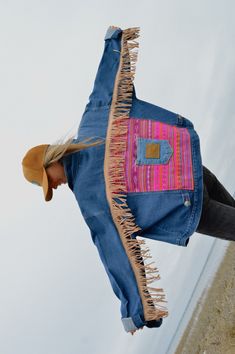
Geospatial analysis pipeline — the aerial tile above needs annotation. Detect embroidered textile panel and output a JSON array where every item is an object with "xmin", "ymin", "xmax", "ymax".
[{"xmin": 125, "ymin": 118, "xmax": 194, "ymax": 192}]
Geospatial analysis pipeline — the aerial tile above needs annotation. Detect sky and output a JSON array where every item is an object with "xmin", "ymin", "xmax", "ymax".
[{"xmin": 1, "ymin": 0, "xmax": 235, "ymax": 353}]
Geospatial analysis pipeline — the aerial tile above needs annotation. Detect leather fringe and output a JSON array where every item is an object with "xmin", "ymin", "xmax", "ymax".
[{"xmin": 104, "ymin": 27, "xmax": 168, "ymax": 321}]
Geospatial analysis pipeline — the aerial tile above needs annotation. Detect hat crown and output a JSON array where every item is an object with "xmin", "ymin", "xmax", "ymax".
[
  {"xmin": 22, "ymin": 144, "xmax": 49, "ymax": 171},
  {"xmin": 22, "ymin": 144, "xmax": 49, "ymax": 183}
]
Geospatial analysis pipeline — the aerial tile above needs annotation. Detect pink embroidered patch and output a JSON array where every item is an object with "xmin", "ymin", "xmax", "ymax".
[{"xmin": 125, "ymin": 118, "xmax": 194, "ymax": 192}]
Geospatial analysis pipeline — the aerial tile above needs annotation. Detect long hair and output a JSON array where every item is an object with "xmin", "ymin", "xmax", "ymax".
[{"xmin": 43, "ymin": 136, "xmax": 105, "ymax": 168}]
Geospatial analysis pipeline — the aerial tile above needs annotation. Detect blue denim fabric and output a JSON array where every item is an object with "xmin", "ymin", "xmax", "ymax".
[{"xmin": 62, "ymin": 26, "xmax": 204, "ymax": 332}]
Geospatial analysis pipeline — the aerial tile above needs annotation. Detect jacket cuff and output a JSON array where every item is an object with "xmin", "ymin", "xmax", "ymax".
[
  {"xmin": 121, "ymin": 313, "xmax": 145, "ymax": 332},
  {"xmin": 121, "ymin": 317, "xmax": 138, "ymax": 332},
  {"xmin": 121, "ymin": 316, "xmax": 163, "ymax": 332},
  {"xmin": 104, "ymin": 26, "xmax": 122, "ymax": 40}
]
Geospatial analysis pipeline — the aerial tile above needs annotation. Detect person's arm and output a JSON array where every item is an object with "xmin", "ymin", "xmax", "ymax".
[
  {"xmin": 84, "ymin": 210, "xmax": 163, "ymax": 334},
  {"xmin": 86, "ymin": 26, "xmax": 123, "ymax": 108},
  {"xmin": 80, "ymin": 26, "xmax": 165, "ymax": 332}
]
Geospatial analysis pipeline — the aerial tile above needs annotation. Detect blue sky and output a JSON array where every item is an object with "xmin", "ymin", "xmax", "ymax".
[{"xmin": 1, "ymin": 1, "xmax": 235, "ymax": 353}]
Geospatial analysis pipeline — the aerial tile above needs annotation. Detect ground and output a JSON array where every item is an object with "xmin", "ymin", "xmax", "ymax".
[{"xmin": 175, "ymin": 242, "xmax": 235, "ymax": 354}]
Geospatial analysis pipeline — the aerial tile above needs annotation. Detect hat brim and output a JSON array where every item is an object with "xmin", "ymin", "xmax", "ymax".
[{"xmin": 42, "ymin": 168, "xmax": 53, "ymax": 202}]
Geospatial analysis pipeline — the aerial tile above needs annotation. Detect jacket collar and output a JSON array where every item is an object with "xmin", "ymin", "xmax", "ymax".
[{"xmin": 62, "ymin": 152, "xmax": 80, "ymax": 191}]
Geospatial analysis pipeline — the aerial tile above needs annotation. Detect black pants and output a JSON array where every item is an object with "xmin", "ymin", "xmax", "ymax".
[{"xmin": 196, "ymin": 165, "xmax": 235, "ymax": 241}]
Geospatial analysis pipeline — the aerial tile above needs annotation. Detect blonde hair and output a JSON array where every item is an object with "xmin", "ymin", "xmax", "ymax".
[{"xmin": 43, "ymin": 136, "xmax": 105, "ymax": 168}]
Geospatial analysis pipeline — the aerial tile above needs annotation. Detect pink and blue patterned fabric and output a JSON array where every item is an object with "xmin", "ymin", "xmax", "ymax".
[{"xmin": 125, "ymin": 118, "xmax": 194, "ymax": 192}]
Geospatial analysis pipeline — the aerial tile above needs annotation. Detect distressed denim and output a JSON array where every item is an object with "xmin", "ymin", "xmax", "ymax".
[{"xmin": 196, "ymin": 165, "xmax": 235, "ymax": 241}]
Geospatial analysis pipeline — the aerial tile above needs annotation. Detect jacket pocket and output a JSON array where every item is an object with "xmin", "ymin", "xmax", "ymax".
[
  {"xmin": 154, "ymin": 191, "xmax": 193, "ymax": 233},
  {"xmin": 136, "ymin": 138, "xmax": 173, "ymax": 165}
]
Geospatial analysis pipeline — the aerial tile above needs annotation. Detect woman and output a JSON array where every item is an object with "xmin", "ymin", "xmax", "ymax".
[{"xmin": 21, "ymin": 26, "xmax": 235, "ymax": 335}]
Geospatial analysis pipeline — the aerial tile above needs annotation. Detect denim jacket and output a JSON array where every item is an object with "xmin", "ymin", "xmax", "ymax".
[{"xmin": 63, "ymin": 26, "xmax": 203, "ymax": 332}]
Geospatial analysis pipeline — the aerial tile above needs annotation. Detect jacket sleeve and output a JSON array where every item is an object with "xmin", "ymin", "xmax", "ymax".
[
  {"xmin": 83, "ymin": 211, "xmax": 163, "ymax": 332},
  {"xmin": 86, "ymin": 26, "xmax": 123, "ymax": 109}
]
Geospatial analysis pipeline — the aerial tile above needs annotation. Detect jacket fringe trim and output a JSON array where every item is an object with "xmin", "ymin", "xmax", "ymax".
[{"xmin": 104, "ymin": 27, "xmax": 168, "ymax": 322}]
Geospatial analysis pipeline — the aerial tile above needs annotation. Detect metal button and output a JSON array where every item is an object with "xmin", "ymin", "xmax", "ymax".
[{"xmin": 184, "ymin": 200, "xmax": 191, "ymax": 207}]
